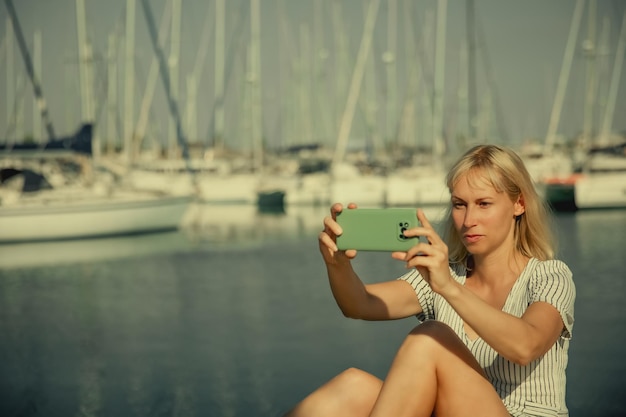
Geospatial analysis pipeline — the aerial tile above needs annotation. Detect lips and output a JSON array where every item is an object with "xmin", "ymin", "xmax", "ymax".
[{"xmin": 464, "ymin": 234, "xmax": 482, "ymax": 244}]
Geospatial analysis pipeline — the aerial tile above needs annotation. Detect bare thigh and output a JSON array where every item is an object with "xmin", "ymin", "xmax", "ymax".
[{"xmin": 372, "ymin": 321, "xmax": 510, "ymax": 417}]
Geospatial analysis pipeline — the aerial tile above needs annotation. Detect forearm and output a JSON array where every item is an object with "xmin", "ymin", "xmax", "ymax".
[
  {"xmin": 325, "ymin": 261, "xmax": 370, "ymax": 318},
  {"xmin": 441, "ymin": 282, "xmax": 546, "ymax": 365}
]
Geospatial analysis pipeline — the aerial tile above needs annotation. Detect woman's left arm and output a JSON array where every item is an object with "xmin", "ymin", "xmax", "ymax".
[{"xmin": 438, "ymin": 284, "xmax": 565, "ymax": 365}]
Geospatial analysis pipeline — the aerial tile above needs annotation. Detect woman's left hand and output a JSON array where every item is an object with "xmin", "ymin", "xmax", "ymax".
[{"xmin": 391, "ymin": 209, "xmax": 454, "ymax": 294}]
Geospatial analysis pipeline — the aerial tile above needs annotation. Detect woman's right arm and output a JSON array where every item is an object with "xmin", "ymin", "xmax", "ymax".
[{"xmin": 319, "ymin": 203, "xmax": 423, "ymax": 321}]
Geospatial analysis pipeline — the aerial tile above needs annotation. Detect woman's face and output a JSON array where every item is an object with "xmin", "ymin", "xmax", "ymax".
[{"xmin": 450, "ymin": 169, "xmax": 525, "ymax": 258}]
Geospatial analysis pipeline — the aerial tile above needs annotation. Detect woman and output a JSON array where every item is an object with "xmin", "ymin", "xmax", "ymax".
[{"xmin": 285, "ymin": 145, "xmax": 576, "ymax": 417}]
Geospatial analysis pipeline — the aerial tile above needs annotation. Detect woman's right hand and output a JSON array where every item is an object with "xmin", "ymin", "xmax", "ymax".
[{"xmin": 318, "ymin": 202, "xmax": 358, "ymax": 265}]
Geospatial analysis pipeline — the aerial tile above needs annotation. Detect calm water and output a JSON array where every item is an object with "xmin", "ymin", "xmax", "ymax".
[{"xmin": 0, "ymin": 205, "xmax": 625, "ymax": 417}]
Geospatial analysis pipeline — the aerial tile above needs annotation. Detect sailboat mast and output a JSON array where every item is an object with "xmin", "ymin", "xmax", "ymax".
[
  {"xmin": 124, "ymin": 0, "xmax": 136, "ymax": 163},
  {"xmin": 3, "ymin": 0, "xmax": 56, "ymax": 140},
  {"xmin": 187, "ymin": 1, "xmax": 213, "ymax": 144},
  {"xmin": 250, "ymin": 0, "xmax": 263, "ymax": 171},
  {"xmin": 599, "ymin": 10, "xmax": 626, "ymax": 143},
  {"xmin": 75, "ymin": 0, "xmax": 94, "ymax": 123},
  {"xmin": 384, "ymin": 0, "xmax": 397, "ymax": 144},
  {"xmin": 168, "ymin": 0, "xmax": 182, "ymax": 159},
  {"xmin": 331, "ymin": 0, "xmax": 380, "ymax": 168},
  {"xmin": 33, "ymin": 30, "xmax": 42, "ymax": 142},
  {"xmin": 432, "ymin": 0, "xmax": 447, "ymax": 160},
  {"xmin": 5, "ymin": 18, "xmax": 13, "ymax": 139},
  {"xmin": 582, "ymin": 0, "xmax": 597, "ymax": 148},
  {"xmin": 106, "ymin": 32, "xmax": 118, "ymax": 154},
  {"xmin": 214, "ymin": 0, "xmax": 226, "ymax": 151},
  {"xmin": 544, "ymin": 0, "xmax": 585, "ymax": 154},
  {"xmin": 134, "ymin": 0, "xmax": 172, "ymax": 156},
  {"xmin": 466, "ymin": 0, "xmax": 477, "ymax": 140},
  {"xmin": 75, "ymin": 0, "xmax": 99, "ymax": 160}
]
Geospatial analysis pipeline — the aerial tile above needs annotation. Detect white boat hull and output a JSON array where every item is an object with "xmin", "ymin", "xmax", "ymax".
[
  {"xmin": 0, "ymin": 195, "xmax": 191, "ymax": 242},
  {"xmin": 574, "ymin": 172, "xmax": 626, "ymax": 209}
]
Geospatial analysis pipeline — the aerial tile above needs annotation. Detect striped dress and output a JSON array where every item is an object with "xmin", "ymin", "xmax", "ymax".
[{"xmin": 399, "ymin": 258, "xmax": 576, "ymax": 417}]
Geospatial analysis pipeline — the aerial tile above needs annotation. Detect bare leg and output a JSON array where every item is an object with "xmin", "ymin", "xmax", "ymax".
[
  {"xmin": 370, "ymin": 321, "xmax": 510, "ymax": 417},
  {"xmin": 283, "ymin": 367, "xmax": 382, "ymax": 417}
]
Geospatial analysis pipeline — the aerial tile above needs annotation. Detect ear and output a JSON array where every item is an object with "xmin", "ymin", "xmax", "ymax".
[{"xmin": 514, "ymin": 194, "xmax": 526, "ymax": 217}]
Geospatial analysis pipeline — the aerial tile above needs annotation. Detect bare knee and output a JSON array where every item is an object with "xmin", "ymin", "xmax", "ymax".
[
  {"xmin": 335, "ymin": 367, "xmax": 375, "ymax": 385},
  {"xmin": 326, "ymin": 367, "xmax": 382, "ymax": 403},
  {"xmin": 285, "ymin": 368, "xmax": 382, "ymax": 417}
]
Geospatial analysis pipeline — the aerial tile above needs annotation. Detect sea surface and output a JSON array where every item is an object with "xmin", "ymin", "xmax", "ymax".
[{"xmin": 0, "ymin": 204, "xmax": 625, "ymax": 417}]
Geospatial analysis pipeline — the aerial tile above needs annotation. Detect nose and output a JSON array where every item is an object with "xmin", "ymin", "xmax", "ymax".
[{"xmin": 463, "ymin": 205, "xmax": 477, "ymax": 228}]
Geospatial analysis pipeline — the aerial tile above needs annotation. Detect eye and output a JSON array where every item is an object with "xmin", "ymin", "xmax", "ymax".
[
  {"xmin": 479, "ymin": 201, "xmax": 491, "ymax": 207},
  {"xmin": 452, "ymin": 201, "xmax": 465, "ymax": 209}
]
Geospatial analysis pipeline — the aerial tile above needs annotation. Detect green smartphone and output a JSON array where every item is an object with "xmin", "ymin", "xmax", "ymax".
[{"xmin": 335, "ymin": 208, "xmax": 420, "ymax": 251}]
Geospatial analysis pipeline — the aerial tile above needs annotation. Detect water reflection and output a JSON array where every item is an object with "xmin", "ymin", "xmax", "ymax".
[
  {"xmin": 3, "ymin": 207, "xmax": 623, "ymax": 416},
  {"xmin": 0, "ymin": 204, "xmax": 329, "ymax": 269},
  {"xmin": 573, "ymin": 209, "xmax": 626, "ymax": 261},
  {"xmin": 0, "ymin": 203, "xmax": 449, "ymax": 270},
  {"xmin": 180, "ymin": 203, "xmax": 328, "ymax": 245},
  {"xmin": 0, "ymin": 231, "xmax": 191, "ymax": 269}
]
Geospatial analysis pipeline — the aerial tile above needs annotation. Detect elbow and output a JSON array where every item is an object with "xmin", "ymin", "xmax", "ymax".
[
  {"xmin": 509, "ymin": 354, "xmax": 533, "ymax": 367},
  {"xmin": 338, "ymin": 304, "xmax": 363, "ymax": 320},
  {"xmin": 507, "ymin": 344, "xmax": 545, "ymax": 366}
]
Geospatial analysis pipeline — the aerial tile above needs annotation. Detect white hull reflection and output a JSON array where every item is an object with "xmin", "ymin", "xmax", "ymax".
[
  {"xmin": 180, "ymin": 203, "xmax": 329, "ymax": 245},
  {"xmin": 0, "ymin": 230, "xmax": 193, "ymax": 269}
]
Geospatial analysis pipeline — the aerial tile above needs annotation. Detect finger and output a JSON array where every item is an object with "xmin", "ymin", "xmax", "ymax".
[
  {"xmin": 347, "ymin": 202, "xmax": 358, "ymax": 209},
  {"xmin": 416, "ymin": 209, "xmax": 446, "ymax": 246},
  {"xmin": 319, "ymin": 231, "xmax": 338, "ymax": 251},
  {"xmin": 323, "ymin": 215, "xmax": 343, "ymax": 237},
  {"xmin": 405, "ymin": 251, "xmax": 438, "ymax": 270},
  {"xmin": 391, "ymin": 251, "xmax": 408, "ymax": 261},
  {"xmin": 417, "ymin": 209, "xmax": 433, "ymax": 229},
  {"xmin": 405, "ymin": 242, "xmax": 431, "ymax": 259},
  {"xmin": 331, "ymin": 203, "xmax": 344, "ymax": 218}
]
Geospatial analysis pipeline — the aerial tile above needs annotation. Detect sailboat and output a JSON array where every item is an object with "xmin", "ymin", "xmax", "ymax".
[
  {"xmin": 573, "ymin": 8, "xmax": 626, "ymax": 210},
  {"xmin": 0, "ymin": 0, "xmax": 191, "ymax": 243},
  {"xmin": 511, "ymin": 0, "xmax": 585, "ymax": 211}
]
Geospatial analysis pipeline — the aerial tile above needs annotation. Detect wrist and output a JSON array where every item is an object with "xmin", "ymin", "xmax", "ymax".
[{"xmin": 438, "ymin": 278, "xmax": 462, "ymax": 300}]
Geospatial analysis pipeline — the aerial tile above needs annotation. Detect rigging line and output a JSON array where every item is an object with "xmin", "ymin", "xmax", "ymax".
[{"xmin": 139, "ymin": 0, "xmax": 196, "ymax": 188}]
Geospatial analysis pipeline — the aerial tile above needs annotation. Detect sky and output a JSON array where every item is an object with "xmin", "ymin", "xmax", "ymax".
[{"xmin": 1, "ymin": 0, "xmax": 625, "ymax": 154}]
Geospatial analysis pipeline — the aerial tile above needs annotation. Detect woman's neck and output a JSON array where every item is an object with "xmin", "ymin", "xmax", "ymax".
[{"xmin": 470, "ymin": 251, "xmax": 529, "ymax": 286}]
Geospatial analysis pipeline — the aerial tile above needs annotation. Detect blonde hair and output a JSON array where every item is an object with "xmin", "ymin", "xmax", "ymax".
[{"xmin": 442, "ymin": 144, "xmax": 556, "ymax": 265}]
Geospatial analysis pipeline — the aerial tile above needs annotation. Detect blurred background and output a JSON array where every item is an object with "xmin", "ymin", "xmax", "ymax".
[{"xmin": 3, "ymin": 0, "xmax": 626, "ymax": 149}]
